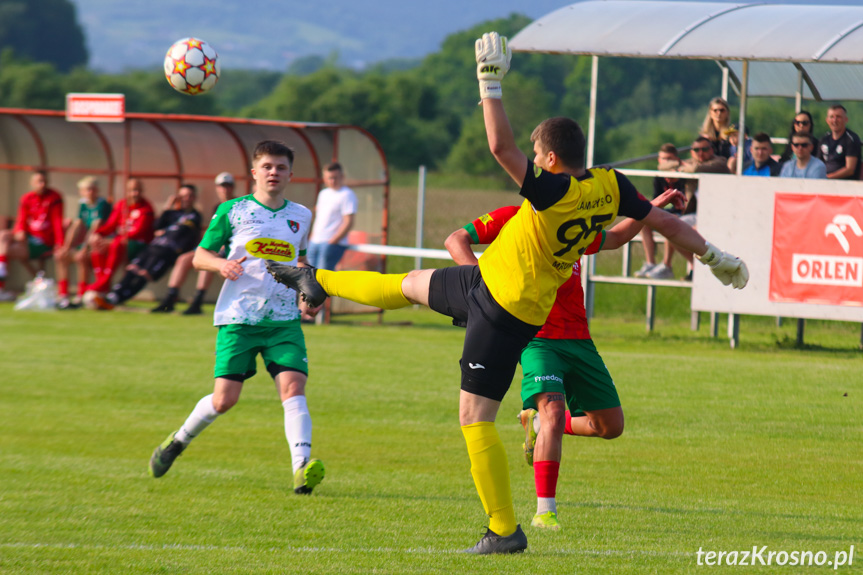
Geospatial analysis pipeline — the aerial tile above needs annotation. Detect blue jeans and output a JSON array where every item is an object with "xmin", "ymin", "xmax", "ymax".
[{"xmin": 307, "ymin": 242, "xmax": 348, "ymax": 270}]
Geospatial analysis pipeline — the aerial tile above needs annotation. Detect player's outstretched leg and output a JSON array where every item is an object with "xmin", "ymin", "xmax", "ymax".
[
  {"xmin": 265, "ymin": 262, "xmax": 327, "ymax": 306},
  {"xmin": 266, "ymin": 260, "xmax": 411, "ymax": 310},
  {"xmin": 518, "ymin": 409, "xmax": 538, "ymax": 467}
]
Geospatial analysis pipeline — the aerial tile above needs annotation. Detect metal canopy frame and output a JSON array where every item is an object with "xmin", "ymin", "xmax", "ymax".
[
  {"xmin": 511, "ymin": 0, "xmax": 863, "ymax": 174},
  {"xmin": 0, "ymin": 108, "xmax": 389, "ymax": 246}
]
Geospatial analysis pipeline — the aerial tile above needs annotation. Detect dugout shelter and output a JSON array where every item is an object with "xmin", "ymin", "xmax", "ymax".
[
  {"xmin": 512, "ymin": 0, "xmax": 863, "ymax": 346},
  {"xmin": 0, "ymin": 108, "xmax": 388, "ymax": 314}
]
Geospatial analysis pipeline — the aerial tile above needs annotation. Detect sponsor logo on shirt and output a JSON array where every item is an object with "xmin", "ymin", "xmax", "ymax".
[
  {"xmin": 245, "ymin": 237, "xmax": 296, "ymax": 261},
  {"xmin": 479, "ymin": 213, "xmax": 493, "ymax": 225}
]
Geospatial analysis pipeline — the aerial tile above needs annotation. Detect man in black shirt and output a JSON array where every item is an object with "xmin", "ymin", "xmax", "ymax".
[
  {"xmin": 819, "ymin": 104, "xmax": 861, "ymax": 180},
  {"xmin": 99, "ymin": 184, "xmax": 203, "ymax": 309}
]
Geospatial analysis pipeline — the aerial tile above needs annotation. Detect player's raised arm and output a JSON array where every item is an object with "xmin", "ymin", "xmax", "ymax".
[{"xmin": 477, "ymin": 32, "xmax": 527, "ymax": 187}]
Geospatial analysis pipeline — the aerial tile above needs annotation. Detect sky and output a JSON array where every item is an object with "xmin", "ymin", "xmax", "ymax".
[{"xmin": 68, "ymin": 0, "xmax": 861, "ymax": 72}]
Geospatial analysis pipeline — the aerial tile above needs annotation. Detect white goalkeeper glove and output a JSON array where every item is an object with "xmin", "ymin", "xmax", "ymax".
[
  {"xmin": 698, "ymin": 241, "xmax": 749, "ymax": 289},
  {"xmin": 475, "ymin": 32, "xmax": 511, "ymax": 100}
]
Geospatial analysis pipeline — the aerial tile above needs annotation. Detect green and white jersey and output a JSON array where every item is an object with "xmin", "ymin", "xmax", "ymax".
[
  {"xmin": 199, "ymin": 194, "xmax": 312, "ymax": 327},
  {"xmin": 78, "ymin": 197, "xmax": 112, "ymax": 229}
]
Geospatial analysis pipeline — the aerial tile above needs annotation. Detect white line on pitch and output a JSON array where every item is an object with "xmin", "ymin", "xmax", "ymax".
[{"xmin": 0, "ymin": 542, "xmax": 690, "ymax": 557}]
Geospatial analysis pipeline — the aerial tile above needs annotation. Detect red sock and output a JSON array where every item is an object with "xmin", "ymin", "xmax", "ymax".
[
  {"xmin": 534, "ymin": 460, "xmax": 560, "ymax": 498},
  {"xmin": 77, "ymin": 281, "xmax": 87, "ymax": 296},
  {"xmin": 58, "ymin": 279, "xmax": 69, "ymax": 297},
  {"xmin": 564, "ymin": 410, "xmax": 575, "ymax": 435},
  {"xmin": 0, "ymin": 254, "xmax": 7, "ymax": 264}
]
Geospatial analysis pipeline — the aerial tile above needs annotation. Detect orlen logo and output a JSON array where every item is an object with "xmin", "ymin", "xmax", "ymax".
[
  {"xmin": 790, "ymin": 214, "xmax": 863, "ymax": 287},
  {"xmin": 245, "ymin": 238, "xmax": 295, "ymax": 261}
]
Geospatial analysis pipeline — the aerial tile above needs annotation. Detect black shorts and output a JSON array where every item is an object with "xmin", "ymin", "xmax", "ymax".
[
  {"xmin": 428, "ymin": 265, "xmax": 541, "ymax": 402},
  {"xmin": 130, "ymin": 245, "xmax": 180, "ymax": 282}
]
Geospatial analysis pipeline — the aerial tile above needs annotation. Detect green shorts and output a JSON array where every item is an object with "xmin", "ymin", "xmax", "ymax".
[
  {"xmin": 214, "ymin": 322, "xmax": 308, "ymax": 381},
  {"xmin": 520, "ymin": 338, "xmax": 620, "ymax": 415},
  {"xmin": 27, "ymin": 237, "xmax": 53, "ymax": 260}
]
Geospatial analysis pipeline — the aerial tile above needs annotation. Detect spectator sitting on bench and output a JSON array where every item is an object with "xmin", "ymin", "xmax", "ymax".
[{"xmin": 634, "ymin": 143, "xmax": 685, "ymax": 278}]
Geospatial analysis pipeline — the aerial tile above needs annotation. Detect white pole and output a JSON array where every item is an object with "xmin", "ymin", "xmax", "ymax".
[
  {"xmin": 415, "ymin": 165, "xmax": 426, "ymax": 270},
  {"xmin": 721, "ymin": 65, "xmax": 729, "ymax": 102},
  {"xmin": 587, "ymin": 55, "xmax": 598, "ymax": 168},
  {"xmin": 736, "ymin": 60, "xmax": 748, "ymax": 176},
  {"xmin": 796, "ymin": 68, "xmax": 803, "ymax": 112}
]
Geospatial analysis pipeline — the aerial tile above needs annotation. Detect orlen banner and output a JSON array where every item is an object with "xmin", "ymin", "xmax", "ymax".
[{"xmin": 770, "ymin": 193, "xmax": 863, "ymax": 306}]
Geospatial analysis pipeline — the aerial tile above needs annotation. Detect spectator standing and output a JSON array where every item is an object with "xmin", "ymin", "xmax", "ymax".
[
  {"xmin": 634, "ymin": 143, "xmax": 685, "ymax": 278},
  {"xmin": 152, "ymin": 172, "xmax": 235, "ymax": 314},
  {"xmin": 56, "ymin": 176, "xmax": 112, "ymax": 309},
  {"xmin": 700, "ymin": 97, "xmax": 733, "ymax": 159},
  {"xmin": 819, "ymin": 104, "xmax": 862, "ymax": 180},
  {"xmin": 743, "ymin": 133, "xmax": 781, "ymax": 177},
  {"xmin": 0, "ymin": 171, "xmax": 65, "ymax": 301},
  {"xmin": 779, "ymin": 111, "xmax": 817, "ymax": 164},
  {"xmin": 307, "ymin": 162, "xmax": 357, "ymax": 271},
  {"xmin": 780, "ymin": 134, "xmax": 827, "ymax": 179},
  {"xmin": 85, "ymin": 178, "xmax": 154, "ymax": 297}
]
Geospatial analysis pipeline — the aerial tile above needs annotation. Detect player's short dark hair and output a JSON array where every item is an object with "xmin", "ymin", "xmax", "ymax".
[
  {"xmin": 32, "ymin": 169, "xmax": 48, "ymax": 180},
  {"xmin": 324, "ymin": 162, "xmax": 343, "ymax": 173},
  {"xmin": 253, "ymin": 140, "xmax": 295, "ymax": 167},
  {"xmin": 791, "ymin": 133, "xmax": 815, "ymax": 144},
  {"xmin": 752, "ymin": 132, "xmax": 772, "ymax": 144},
  {"xmin": 659, "ymin": 143, "xmax": 678, "ymax": 156},
  {"xmin": 828, "ymin": 104, "xmax": 847, "ymax": 114},
  {"xmin": 530, "ymin": 117, "xmax": 586, "ymax": 169},
  {"xmin": 179, "ymin": 183, "xmax": 197, "ymax": 195},
  {"xmin": 693, "ymin": 135, "xmax": 711, "ymax": 146}
]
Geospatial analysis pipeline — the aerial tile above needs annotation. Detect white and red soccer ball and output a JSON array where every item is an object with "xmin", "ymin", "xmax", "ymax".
[{"xmin": 164, "ymin": 38, "xmax": 220, "ymax": 95}]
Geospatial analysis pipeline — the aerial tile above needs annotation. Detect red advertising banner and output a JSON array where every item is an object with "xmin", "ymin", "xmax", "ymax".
[
  {"xmin": 65, "ymin": 93, "xmax": 125, "ymax": 122},
  {"xmin": 770, "ymin": 193, "xmax": 863, "ymax": 306}
]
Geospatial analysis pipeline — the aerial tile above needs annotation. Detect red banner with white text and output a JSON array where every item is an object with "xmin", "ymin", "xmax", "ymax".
[{"xmin": 770, "ymin": 193, "xmax": 863, "ymax": 306}]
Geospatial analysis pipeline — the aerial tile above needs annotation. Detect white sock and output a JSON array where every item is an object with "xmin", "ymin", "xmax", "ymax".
[
  {"xmin": 0, "ymin": 262, "xmax": 6, "ymax": 277},
  {"xmin": 537, "ymin": 497, "xmax": 557, "ymax": 515},
  {"xmin": 283, "ymin": 396, "xmax": 312, "ymax": 472},
  {"xmin": 175, "ymin": 394, "xmax": 220, "ymax": 444}
]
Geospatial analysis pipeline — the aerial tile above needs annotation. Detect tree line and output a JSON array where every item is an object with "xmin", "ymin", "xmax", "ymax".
[{"xmin": 2, "ymin": 8, "xmax": 860, "ymax": 179}]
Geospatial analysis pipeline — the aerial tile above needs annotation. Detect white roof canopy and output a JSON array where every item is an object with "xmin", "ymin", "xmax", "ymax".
[{"xmin": 510, "ymin": 0, "xmax": 863, "ymax": 101}]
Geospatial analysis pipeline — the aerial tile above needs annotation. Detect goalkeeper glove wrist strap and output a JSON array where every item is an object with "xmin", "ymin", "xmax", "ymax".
[
  {"xmin": 479, "ymin": 80, "xmax": 502, "ymax": 100},
  {"xmin": 698, "ymin": 241, "xmax": 722, "ymax": 267}
]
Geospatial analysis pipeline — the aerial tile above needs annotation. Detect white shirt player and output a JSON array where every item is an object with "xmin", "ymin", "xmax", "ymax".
[
  {"xmin": 199, "ymin": 195, "xmax": 312, "ymax": 326},
  {"xmin": 309, "ymin": 186, "xmax": 357, "ymax": 246}
]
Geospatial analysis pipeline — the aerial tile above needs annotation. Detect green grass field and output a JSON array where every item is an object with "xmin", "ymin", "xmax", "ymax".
[{"xmin": 1, "ymin": 302, "xmax": 861, "ymax": 574}]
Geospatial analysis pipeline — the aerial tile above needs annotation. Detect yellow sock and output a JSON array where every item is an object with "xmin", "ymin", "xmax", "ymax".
[
  {"xmin": 461, "ymin": 422, "xmax": 517, "ymax": 537},
  {"xmin": 315, "ymin": 270, "xmax": 410, "ymax": 309}
]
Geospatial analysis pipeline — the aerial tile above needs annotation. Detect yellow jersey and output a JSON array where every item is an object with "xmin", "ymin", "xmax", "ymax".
[{"xmin": 479, "ymin": 162, "xmax": 646, "ymax": 325}]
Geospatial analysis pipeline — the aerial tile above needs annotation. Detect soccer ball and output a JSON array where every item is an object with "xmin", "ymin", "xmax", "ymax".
[
  {"xmin": 82, "ymin": 290, "xmax": 100, "ymax": 310},
  {"xmin": 164, "ymin": 37, "xmax": 220, "ymax": 95}
]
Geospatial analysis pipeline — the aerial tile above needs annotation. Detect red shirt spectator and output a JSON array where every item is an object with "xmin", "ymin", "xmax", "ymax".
[
  {"xmin": 13, "ymin": 186, "xmax": 65, "ymax": 248},
  {"xmin": 96, "ymin": 197, "xmax": 155, "ymax": 243}
]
